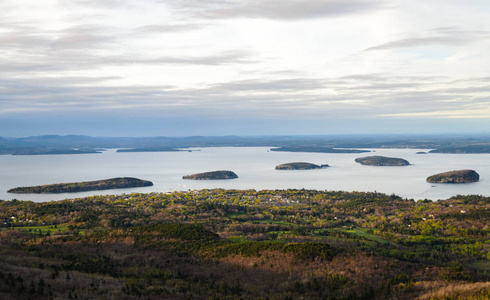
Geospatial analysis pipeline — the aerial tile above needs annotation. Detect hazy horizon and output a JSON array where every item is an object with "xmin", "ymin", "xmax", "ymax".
[{"xmin": 2, "ymin": 131, "xmax": 490, "ymax": 139}]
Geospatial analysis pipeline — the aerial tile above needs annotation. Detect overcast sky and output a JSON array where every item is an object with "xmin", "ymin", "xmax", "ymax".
[{"xmin": 1, "ymin": 0, "xmax": 490, "ymax": 137}]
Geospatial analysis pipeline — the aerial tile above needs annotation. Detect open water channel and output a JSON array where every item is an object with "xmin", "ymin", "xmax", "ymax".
[{"xmin": 1, "ymin": 147, "xmax": 489, "ymax": 201}]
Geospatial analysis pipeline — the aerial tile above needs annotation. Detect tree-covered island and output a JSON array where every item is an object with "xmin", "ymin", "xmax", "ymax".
[
  {"xmin": 355, "ymin": 156, "xmax": 410, "ymax": 166},
  {"xmin": 427, "ymin": 169, "xmax": 480, "ymax": 183},
  {"xmin": 183, "ymin": 170, "xmax": 238, "ymax": 180},
  {"xmin": 275, "ymin": 162, "xmax": 329, "ymax": 170},
  {"xmin": 7, "ymin": 177, "xmax": 153, "ymax": 194},
  {"xmin": 11, "ymin": 149, "xmax": 102, "ymax": 155}
]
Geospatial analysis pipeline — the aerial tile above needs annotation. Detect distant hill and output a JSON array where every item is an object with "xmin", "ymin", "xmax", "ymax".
[
  {"xmin": 275, "ymin": 162, "xmax": 329, "ymax": 170},
  {"xmin": 355, "ymin": 156, "xmax": 410, "ymax": 166},
  {"xmin": 2, "ymin": 134, "xmax": 490, "ymax": 155},
  {"xmin": 183, "ymin": 170, "xmax": 238, "ymax": 180},
  {"xmin": 427, "ymin": 170, "xmax": 480, "ymax": 183}
]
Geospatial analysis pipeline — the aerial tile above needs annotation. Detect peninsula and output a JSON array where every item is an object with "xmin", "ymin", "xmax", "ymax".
[
  {"xmin": 429, "ymin": 145, "xmax": 490, "ymax": 153},
  {"xmin": 271, "ymin": 146, "xmax": 369, "ymax": 154},
  {"xmin": 7, "ymin": 177, "xmax": 153, "ymax": 194},
  {"xmin": 355, "ymin": 156, "xmax": 410, "ymax": 166},
  {"xmin": 426, "ymin": 169, "xmax": 480, "ymax": 183},
  {"xmin": 275, "ymin": 162, "xmax": 329, "ymax": 170},
  {"xmin": 116, "ymin": 147, "xmax": 181, "ymax": 152},
  {"xmin": 183, "ymin": 170, "xmax": 238, "ymax": 180},
  {"xmin": 11, "ymin": 149, "xmax": 101, "ymax": 155}
]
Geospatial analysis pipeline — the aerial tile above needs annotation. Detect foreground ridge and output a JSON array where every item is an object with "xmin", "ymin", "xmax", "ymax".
[{"xmin": 0, "ymin": 189, "xmax": 488, "ymax": 299}]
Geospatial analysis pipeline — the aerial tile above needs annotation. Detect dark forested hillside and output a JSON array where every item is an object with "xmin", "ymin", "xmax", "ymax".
[{"xmin": 0, "ymin": 190, "xmax": 489, "ymax": 299}]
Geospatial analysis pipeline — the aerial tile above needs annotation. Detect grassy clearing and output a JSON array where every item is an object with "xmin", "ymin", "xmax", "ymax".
[
  {"xmin": 472, "ymin": 260, "xmax": 490, "ymax": 273},
  {"xmin": 249, "ymin": 220, "xmax": 296, "ymax": 226},
  {"xmin": 346, "ymin": 228, "xmax": 394, "ymax": 245},
  {"xmin": 311, "ymin": 227, "xmax": 394, "ymax": 245},
  {"xmin": 227, "ymin": 212, "xmax": 247, "ymax": 217},
  {"xmin": 1, "ymin": 224, "xmax": 84, "ymax": 235},
  {"xmin": 226, "ymin": 236, "xmax": 251, "ymax": 242}
]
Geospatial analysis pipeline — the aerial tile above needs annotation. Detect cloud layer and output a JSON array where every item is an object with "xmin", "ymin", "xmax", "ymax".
[{"xmin": 1, "ymin": 0, "xmax": 490, "ymax": 136}]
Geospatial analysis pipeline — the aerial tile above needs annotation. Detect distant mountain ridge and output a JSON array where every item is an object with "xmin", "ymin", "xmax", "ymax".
[{"xmin": 1, "ymin": 134, "xmax": 490, "ymax": 155}]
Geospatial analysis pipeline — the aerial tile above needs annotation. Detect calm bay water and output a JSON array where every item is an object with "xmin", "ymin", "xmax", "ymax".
[{"xmin": 1, "ymin": 147, "xmax": 489, "ymax": 202}]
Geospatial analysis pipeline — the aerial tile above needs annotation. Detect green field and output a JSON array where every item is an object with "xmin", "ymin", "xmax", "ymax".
[{"xmin": 1, "ymin": 224, "xmax": 84, "ymax": 235}]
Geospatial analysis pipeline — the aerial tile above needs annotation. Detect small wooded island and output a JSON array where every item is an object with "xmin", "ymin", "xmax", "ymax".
[
  {"xmin": 355, "ymin": 156, "xmax": 410, "ymax": 166},
  {"xmin": 427, "ymin": 169, "xmax": 480, "ymax": 183},
  {"xmin": 8, "ymin": 177, "xmax": 153, "ymax": 194},
  {"xmin": 275, "ymin": 162, "xmax": 329, "ymax": 170},
  {"xmin": 183, "ymin": 170, "xmax": 238, "ymax": 180}
]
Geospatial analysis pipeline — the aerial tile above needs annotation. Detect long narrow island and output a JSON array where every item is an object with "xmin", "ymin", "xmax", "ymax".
[
  {"xmin": 183, "ymin": 170, "xmax": 238, "ymax": 180},
  {"xmin": 355, "ymin": 156, "xmax": 410, "ymax": 166},
  {"xmin": 8, "ymin": 177, "xmax": 153, "ymax": 194},
  {"xmin": 275, "ymin": 162, "xmax": 329, "ymax": 170}
]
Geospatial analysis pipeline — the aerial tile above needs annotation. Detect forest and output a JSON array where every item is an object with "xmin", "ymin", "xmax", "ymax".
[{"xmin": 0, "ymin": 189, "xmax": 489, "ymax": 299}]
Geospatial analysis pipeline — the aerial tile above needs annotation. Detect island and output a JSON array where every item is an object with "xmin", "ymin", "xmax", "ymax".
[
  {"xmin": 11, "ymin": 149, "xmax": 102, "ymax": 155},
  {"xmin": 275, "ymin": 162, "xmax": 329, "ymax": 170},
  {"xmin": 270, "ymin": 146, "xmax": 370, "ymax": 154},
  {"xmin": 416, "ymin": 151, "xmax": 428, "ymax": 154},
  {"xmin": 355, "ymin": 156, "xmax": 410, "ymax": 166},
  {"xmin": 426, "ymin": 169, "xmax": 480, "ymax": 183},
  {"xmin": 182, "ymin": 170, "xmax": 238, "ymax": 180},
  {"xmin": 7, "ymin": 177, "xmax": 153, "ymax": 194}
]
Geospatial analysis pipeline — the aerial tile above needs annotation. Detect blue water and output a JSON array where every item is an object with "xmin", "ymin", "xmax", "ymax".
[{"xmin": 1, "ymin": 147, "xmax": 489, "ymax": 202}]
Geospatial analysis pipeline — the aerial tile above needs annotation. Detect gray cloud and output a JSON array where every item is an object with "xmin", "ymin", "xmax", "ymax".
[
  {"xmin": 136, "ymin": 23, "xmax": 208, "ymax": 34},
  {"xmin": 136, "ymin": 51, "xmax": 255, "ymax": 66},
  {"xmin": 1, "ymin": 71, "xmax": 489, "ymax": 122},
  {"xmin": 210, "ymin": 78, "xmax": 327, "ymax": 92},
  {"xmin": 0, "ymin": 47, "xmax": 255, "ymax": 75},
  {"xmin": 365, "ymin": 28, "xmax": 490, "ymax": 51},
  {"xmin": 49, "ymin": 26, "xmax": 117, "ymax": 50},
  {"xmin": 167, "ymin": 0, "xmax": 386, "ymax": 20}
]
